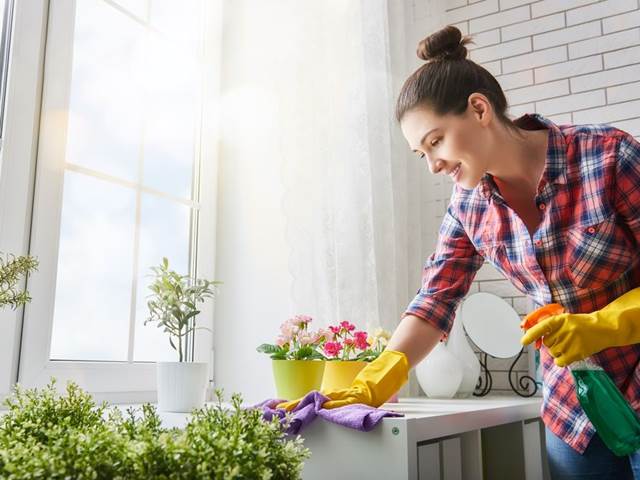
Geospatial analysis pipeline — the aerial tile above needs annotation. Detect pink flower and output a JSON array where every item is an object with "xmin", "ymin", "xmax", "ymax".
[
  {"xmin": 275, "ymin": 335, "xmax": 289, "ymax": 347},
  {"xmin": 354, "ymin": 331, "xmax": 368, "ymax": 350},
  {"xmin": 344, "ymin": 338, "xmax": 355, "ymax": 347},
  {"xmin": 279, "ymin": 320, "xmax": 295, "ymax": 337},
  {"xmin": 329, "ymin": 325, "xmax": 341, "ymax": 335},
  {"xmin": 294, "ymin": 314, "xmax": 313, "ymax": 325},
  {"xmin": 316, "ymin": 328, "xmax": 335, "ymax": 342},
  {"xmin": 298, "ymin": 333, "xmax": 314, "ymax": 346},
  {"xmin": 340, "ymin": 320, "xmax": 355, "ymax": 332},
  {"xmin": 323, "ymin": 341, "xmax": 343, "ymax": 357}
]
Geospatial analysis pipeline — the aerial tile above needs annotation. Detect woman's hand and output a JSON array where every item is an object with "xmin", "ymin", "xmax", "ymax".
[
  {"xmin": 276, "ymin": 349, "xmax": 408, "ymax": 411},
  {"xmin": 521, "ymin": 287, "xmax": 640, "ymax": 367}
]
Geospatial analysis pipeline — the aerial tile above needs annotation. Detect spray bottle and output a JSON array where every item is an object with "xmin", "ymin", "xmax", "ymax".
[{"xmin": 522, "ymin": 304, "xmax": 640, "ymax": 456}]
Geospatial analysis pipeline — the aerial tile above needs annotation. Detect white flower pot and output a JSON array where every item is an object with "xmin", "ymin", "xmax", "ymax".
[{"xmin": 157, "ymin": 361, "xmax": 208, "ymax": 412}]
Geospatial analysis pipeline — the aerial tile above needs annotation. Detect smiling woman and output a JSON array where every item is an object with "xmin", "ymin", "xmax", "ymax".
[{"xmin": 388, "ymin": 22, "xmax": 640, "ymax": 480}]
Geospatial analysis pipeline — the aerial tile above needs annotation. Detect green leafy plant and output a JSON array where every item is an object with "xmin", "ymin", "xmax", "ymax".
[
  {"xmin": 0, "ymin": 253, "xmax": 38, "ymax": 310},
  {"xmin": 146, "ymin": 257, "xmax": 222, "ymax": 362},
  {"xmin": 0, "ymin": 380, "xmax": 310, "ymax": 479}
]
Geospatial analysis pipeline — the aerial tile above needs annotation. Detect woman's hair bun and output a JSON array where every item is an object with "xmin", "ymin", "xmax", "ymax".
[{"xmin": 417, "ymin": 25, "xmax": 474, "ymax": 62}]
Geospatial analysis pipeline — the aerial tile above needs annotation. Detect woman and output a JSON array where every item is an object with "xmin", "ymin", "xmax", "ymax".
[{"xmin": 279, "ymin": 25, "xmax": 640, "ymax": 479}]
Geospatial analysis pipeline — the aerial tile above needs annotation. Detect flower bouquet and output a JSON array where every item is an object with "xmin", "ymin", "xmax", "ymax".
[
  {"xmin": 320, "ymin": 321, "xmax": 392, "ymax": 391},
  {"xmin": 257, "ymin": 315, "xmax": 392, "ymax": 400},
  {"xmin": 257, "ymin": 315, "xmax": 328, "ymax": 400}
]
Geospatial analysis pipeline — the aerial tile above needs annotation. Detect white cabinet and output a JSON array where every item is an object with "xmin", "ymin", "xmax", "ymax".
[
  {"xmin": 300, "ymin": 396, "xmax": 550, "ymax": 480},
  {"xmin": 418, "ymin": 436, "xmax": 463, "ymax": 480}
]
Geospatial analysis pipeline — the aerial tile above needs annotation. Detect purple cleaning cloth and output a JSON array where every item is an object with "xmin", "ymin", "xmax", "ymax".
[{"xmin": 251, "ymin": 390, "xmax": 403, "ymax": 435}]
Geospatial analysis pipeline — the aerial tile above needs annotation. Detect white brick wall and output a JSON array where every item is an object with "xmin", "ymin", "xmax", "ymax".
[{"xmin": 407, "ymin": 0, "xmax": 640, "ymax": 394}]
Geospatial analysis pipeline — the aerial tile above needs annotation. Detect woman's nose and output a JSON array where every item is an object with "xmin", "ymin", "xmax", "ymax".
[{"xmin": 427, "ymin": 157, "xmax": 445, "ymax": 175}]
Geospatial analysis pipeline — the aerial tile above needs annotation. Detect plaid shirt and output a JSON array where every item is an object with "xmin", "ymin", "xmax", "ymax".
[{"xmin": 404, "ymin": 112, "xmax": 640, "ymax": 454}]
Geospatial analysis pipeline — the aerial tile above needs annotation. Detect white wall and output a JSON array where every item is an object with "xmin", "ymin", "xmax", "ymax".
[
  {"xmin": 212, "ymin": 1, "xmax": 291, "ymax": 405},
  {"xmin": 407, "ymin": 0, "xmax": 640, "ymax": 392}
]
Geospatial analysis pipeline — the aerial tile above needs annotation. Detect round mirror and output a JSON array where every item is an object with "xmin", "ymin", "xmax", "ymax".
[{"xmin": 460, "ymin": 292, "xmax": 523, "ymax": 358}]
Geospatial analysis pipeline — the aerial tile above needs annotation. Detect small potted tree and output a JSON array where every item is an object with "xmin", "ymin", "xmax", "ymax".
[
  {"xmin": 0, "ymin": 252, "xmax": 38, "ymax": 310},
  {"xmin": 146, "ymin": 257, "xmax": 222, "ymax": 412}
]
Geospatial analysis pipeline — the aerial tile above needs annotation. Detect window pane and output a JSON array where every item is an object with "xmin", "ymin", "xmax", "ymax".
[
  {"xmin": 133, "ymin": 194, "xmax": 191, "ymax": 361},
  {"xmin": 65, "ymin": 0, "xmax": 145, "ymax": 181},
  {"xmin": 141, "ymin": 34, "xmax": 198, "ymax": 199},
  {"xmin": 149, "ymin": 0, "xmax": 202, "ymax": 51},
  {"xmin": 47, "ymin": 0, "xmax": 203, "ymax": 364},
  {"xmin": 112, "ymin": 0, "xmax": 148, "ymax": 20},
  {"xmin": 49, "ymin": 171, "xmax": 136, "ymax": 361}
]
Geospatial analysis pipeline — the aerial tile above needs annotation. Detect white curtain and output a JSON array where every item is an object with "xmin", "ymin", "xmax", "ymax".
[
  {"xmin": 275, "ymin": 1, "xmax": 429, "ymax": 393},
  {"xmin": 218, "ymin": 0, "xmax": 432, "ymax": 397},
  {"xmin": 278, "ymin": 0, "xmax": 396, "ymax": 330}
]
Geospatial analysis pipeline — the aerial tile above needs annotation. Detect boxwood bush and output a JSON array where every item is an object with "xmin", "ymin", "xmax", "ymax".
[{"xmin": 0, "ymin": 381, "xmax": 309, "ymax": 479}]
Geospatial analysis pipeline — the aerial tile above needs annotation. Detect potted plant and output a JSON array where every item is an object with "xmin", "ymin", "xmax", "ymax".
[
  {"xmin": 320, "ymin": 322, "xmax": 392, "ymax": 391},
  {"xmin": 0, "ymin": 252, "xmax": 38, "ymax": 310},
  {"xmin": 257, "ymin": 315, "xmax": 328, "ymax": 400},
  {"xmin": 145, "ymin": 257, "xmax": 222, "ymax": 412}
]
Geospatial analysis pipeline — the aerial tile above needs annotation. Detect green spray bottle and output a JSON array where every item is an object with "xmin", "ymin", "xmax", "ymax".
[{"xmin": 522, "ymin": 304, "xmax": 640, "ymax": 456}]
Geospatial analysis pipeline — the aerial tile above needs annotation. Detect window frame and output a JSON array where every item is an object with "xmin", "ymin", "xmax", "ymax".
[
  {"xmin": 11, "ymin": 0, "xmax": 222, "ymax": 403},
  {"xmin": 0, "ymin": 0, "xmax": 48, "ymax": 402},
  {"xmin": 0, "ymin": 0, "xmax": 15, "ymax": 144}
]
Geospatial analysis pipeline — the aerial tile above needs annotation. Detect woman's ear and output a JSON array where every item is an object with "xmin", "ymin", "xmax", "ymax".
[{"xmin": 467, "ymin": 93, "xmax": 492, "ymax": 126}]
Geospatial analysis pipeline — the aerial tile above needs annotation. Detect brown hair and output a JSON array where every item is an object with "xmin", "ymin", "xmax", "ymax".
[{"xmin": 395, "ymin": 25, "xmax": 519, "ymax": 134}]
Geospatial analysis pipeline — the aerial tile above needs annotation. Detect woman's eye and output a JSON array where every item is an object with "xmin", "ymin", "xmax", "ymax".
[
  {"xmin": 431, "ymin": 138, "xmax": 441, "ymax": 147},
  {"xmin": 417, "ymin": 152, "xmax": 425, "ymax": 159}
]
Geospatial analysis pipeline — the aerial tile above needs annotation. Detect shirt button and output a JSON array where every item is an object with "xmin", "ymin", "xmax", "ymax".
[
  {"xmin": 535, "ymin": 240, "xmax": 542, "ymax": 247},
  {"xmin": 538, "ymin": 202, "xmax": 546, "ymax": 211},
  {"xmin": 587, "ymin": 226, "xmax": 596, "ymax": 234}
]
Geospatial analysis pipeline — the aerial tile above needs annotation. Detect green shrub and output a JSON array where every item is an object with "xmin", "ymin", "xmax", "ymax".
[{"xmin": 0, "ymin": 381, "xmax": 309, "ymax": 479}]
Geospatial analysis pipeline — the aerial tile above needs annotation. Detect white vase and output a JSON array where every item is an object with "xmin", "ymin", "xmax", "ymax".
[
  {"xmin": 448, "ymin": 307, "xmax": 481, "ymax": 398},
  {"xmin": 157, "ymin": 362, "xmax": 208, "ymax": 412},
  {"xmin": 415, "ymin": 342, "xmax": 463, "ymax": 399}
]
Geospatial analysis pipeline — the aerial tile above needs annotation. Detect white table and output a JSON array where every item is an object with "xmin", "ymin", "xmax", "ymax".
[{"xmin": 300, "ymin": 396, "xmax": 549, "ymax": 480}]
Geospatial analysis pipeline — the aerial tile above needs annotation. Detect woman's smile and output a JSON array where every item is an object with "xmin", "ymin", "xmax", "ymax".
[{"xmin": 448, "ymin": 163, "xmax": 462, "ymax": 181}]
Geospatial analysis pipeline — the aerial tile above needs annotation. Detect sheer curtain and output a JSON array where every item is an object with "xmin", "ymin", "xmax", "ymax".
[
  {"xmin": 217, "ymin": 0, "xmax": 431, "ymax": 399},
  {"xmin": 274, "ymin": 1, "xmax": 427, "ymax": 393}
]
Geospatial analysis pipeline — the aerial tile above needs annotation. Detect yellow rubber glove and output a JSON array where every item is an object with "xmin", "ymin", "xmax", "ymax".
[
  {"xmin": 520, "ymin": 287, "xmax": 640, "ymax": 367},
  {"xmin": 276, "ymin": 349, "xmax": 409, "ymax": 411}
]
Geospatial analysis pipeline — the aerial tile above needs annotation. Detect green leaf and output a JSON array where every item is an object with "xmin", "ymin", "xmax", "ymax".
[
  {"xmin": 270, "ymin": 350, "xmax": 287, "ymax": 360},
  {"xmin": 307, "ymin": 351, "xmax": 325, "ymax": 360},
  {"xmin": 294, "ymin": 345, "xmax": 314, "ymax": 360},
  {"xmin": 256, "ymin": 344, "xmax": 282, "ymax": 354}
]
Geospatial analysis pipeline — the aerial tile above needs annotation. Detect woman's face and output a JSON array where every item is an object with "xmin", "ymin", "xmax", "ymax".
[{"xmin": 400, "ymin": 94, "xmax": 493, "ymax": 190}]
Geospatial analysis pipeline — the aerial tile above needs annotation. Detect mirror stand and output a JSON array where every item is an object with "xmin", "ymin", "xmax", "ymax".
[{"xmin": 473, "ymin": 348, "xmax": 539, "ymax": 397}]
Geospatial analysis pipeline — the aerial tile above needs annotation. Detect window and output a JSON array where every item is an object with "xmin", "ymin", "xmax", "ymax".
[
  {"xmin": 18, "ymin": 0, "xmax": 220, "ymax": 402},
  {"xmin": 0, "ymin": 0, "xmax": 14, "ymax": 143}
]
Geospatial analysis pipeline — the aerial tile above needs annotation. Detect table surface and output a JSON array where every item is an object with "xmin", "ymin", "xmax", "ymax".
[{"xmin": 377, "ymin": 395, "xmax": 543, "ymax": 441}]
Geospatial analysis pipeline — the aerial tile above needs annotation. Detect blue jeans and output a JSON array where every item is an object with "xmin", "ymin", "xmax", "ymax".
[{"xmin": 545, "ymin": 427, "xmax": 640, "ymax": 479}]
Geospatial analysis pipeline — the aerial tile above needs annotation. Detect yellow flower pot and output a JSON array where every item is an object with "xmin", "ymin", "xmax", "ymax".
[
  {"xmin": 271, "ymin": 360, "xmax": 326, "ymax": 400},
  {"xmin": 320, "ymin": 360, "xmax": 367, "ymax": 391}
]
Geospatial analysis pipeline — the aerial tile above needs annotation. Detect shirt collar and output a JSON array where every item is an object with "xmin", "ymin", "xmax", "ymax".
[{"xmin": 478, "ymin": 112, "xmax": 567, "ymax": 200}]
